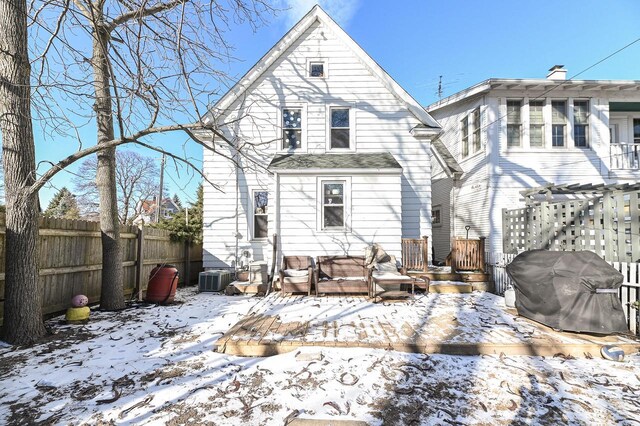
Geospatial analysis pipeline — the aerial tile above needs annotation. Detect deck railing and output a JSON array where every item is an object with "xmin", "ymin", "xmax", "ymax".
[
  {"xmin": 451, "ymin": 237, "xmax": 486, "ymax": 272},
  {"xmin": 610, "ymin": 142, "xmax": 640, "ymax": 170},
  {"xmin": 401, "ymin": 236, "xmax": 429, "ymax": 272}
]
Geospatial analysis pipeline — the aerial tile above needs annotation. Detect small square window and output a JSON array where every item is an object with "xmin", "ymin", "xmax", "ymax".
[{"xmin": 310, "ymin": 62, "xmax": 325, "ymax": 78}]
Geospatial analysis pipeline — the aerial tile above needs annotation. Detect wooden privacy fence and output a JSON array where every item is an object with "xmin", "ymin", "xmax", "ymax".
[
  {"xmin": 401, "ymin": 236, "xmax": 429, "ymax": 272},
  {"xmin": 0, "ymin": 214, "xmax": 202, "ymax": 325},
  {"xmin": 502, "ymin": 189, "xmax": 640, "ymax": 262},
  {"xmin": 451, "ymin": 237, "xmax": 486, "ymax": 272},
  {"xmin": 485, "ymin": 252, "xmax": 640, "ymax": 336}
]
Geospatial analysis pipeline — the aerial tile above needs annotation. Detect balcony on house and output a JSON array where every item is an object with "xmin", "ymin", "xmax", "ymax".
[
  {"xmin": 609, "ymin": 102, "xmax": 640, "ymax": 171},
  {"xmin": 610, "ymin": 142, "xmax": 640, "ymax": 170}
]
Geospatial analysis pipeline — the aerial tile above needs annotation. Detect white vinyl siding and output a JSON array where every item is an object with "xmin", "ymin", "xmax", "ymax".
[{"xmin": 203, "ymin": 20, "xmax": 432, "ymax": 269}]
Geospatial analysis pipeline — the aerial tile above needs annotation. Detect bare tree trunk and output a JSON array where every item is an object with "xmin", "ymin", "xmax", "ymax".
[
  {"xmin": 0, "ymin": 0, "xmax": 47, "ymax": 343},
  {"xmin": 92, "ymin": 19, "xmax": 124, "ymax": 311}
]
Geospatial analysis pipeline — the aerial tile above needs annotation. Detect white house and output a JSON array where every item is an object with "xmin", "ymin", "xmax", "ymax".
[
  {"xmin": 199, "ymin": 6, "xmax": 450, "ymax": 270},
  {"xmin": 427, "ymin": 66, "xmax": 640, "ymax": 261}
]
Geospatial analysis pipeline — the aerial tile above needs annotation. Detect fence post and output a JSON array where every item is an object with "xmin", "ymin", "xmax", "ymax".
[
  {"xmin": 184, "ymin": 239, "xmax": 191, "ymax": 286},
  {"xmin": 479, "ymin": 237, "xmax": 486, "ymax": 273},
  {"xmin": 135, "ymin": 226, "xmax": 144, "ymax": 301},
  {"xmin": 421, "ymin": 235, "xmax": 429, "ymax": 272}
]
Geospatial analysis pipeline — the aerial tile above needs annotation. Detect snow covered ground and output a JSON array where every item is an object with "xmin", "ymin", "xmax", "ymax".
[{"xmin": 1, "ymin": 288, "xmax": 640, "ymax": 425}]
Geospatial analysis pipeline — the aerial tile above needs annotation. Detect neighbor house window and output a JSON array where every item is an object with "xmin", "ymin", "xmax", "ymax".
[
  {"xmin": 573, "ymin": 100, "xmax": 589, "ymax": 147},
  {"xmin": 634, "ymin": 119, "xmax": 640, "ymax": 144},
  {"xmin": 282, "ymin": 108, "xmax": 302, "ymax": 150},
  {"xmin": 330, "ymin": 107, "xmax": 350, "ymax": 149},
  {"xmin": 322, "ymin": 182, "xmax": 345, "ymax": 229},
  {"xmin": 551, "ymin": 100, "xmax": 566, "ymax": 147},
  {"xmin": 253, "ymin": 191, "xmax": 268, "ymax": 239},
  {"xmin": 309, "ymin": 62, "xmax": 325, "ymax": 78},
  {"xmin": 432, "ymin": 206, "xmax": 441, "ymax": 226},
  {"xmin": 506, "ymin": 100, "xmax": 522, "ymax": 147},
  {"xmin": 461, "ymin": 116, "xmax": 469, "ymax": 158},
  {"xmin": 529, "ymin": 100, "xmax": 544, "ymax": 148},
  {"xmin": 472, "ymin": 108, "xmax": 481, "ymax": 152}
]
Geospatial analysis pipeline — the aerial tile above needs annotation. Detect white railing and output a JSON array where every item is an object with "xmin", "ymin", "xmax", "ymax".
[
  {"xmin": 486, "ymin": 252, "xmax": 639, "ymax": 335},
  {"xmin": 610, "ymin": 142, "xmax": 640, "ymax": 170}
]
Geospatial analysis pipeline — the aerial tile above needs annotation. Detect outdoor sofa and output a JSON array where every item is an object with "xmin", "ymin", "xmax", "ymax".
[{"xmin": 315, "ymin": 255, "xmax": 370, "ymax": 296}]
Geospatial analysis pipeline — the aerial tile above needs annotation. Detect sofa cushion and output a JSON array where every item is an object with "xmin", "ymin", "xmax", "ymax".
[
  {"xmin": 375, "ymin": 261, "xmax": 400, "ymax": 275},
  {"xmin": 284, "ymin": 268, "xmax": 309, "ymax": 277}
]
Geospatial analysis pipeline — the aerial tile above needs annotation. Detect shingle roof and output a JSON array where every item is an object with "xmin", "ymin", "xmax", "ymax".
[{"xmin": 268, "ymin": 152, "xmax": 402, "ymax": 170}]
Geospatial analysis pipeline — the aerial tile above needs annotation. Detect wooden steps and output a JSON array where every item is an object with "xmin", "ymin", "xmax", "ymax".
[
  {"xmin": 429, "ymin": 281, "xmax": 473, "ymax": 294},
  {"xmin": 227, "ymin": 281, "xmax": 267, "ymax": 295}
]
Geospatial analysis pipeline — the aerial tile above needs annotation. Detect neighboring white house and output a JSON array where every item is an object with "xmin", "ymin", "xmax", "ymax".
[
  {"xmin": 427, "ymin": 65, "xmax": 640, "ymax": 261},
  {"xmin": 199, "ymin": 6, "xmax": 451, "ymax": 270},
  {"xmin": 133, "ymin": 197, "xmax": 180, "ymax": 224}
]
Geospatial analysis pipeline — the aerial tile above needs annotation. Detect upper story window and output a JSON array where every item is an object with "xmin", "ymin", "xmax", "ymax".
[
  {"xmin": 253, "ymin": 191, "xmax": 268, "ymax": 239},
  {"xmin": 282, "ymin": 108, "xmax": 302, "ymax": 150},
  {"xmin": 551, "ymin": 100, "xmax": 566, "ymax": 147},
  {"xmin": 309, "ymin": 61, "xmax": 325, "ymax": 78},
  {"xmin": 330, "ymin": 107, "xmax": 350, "ymax": 149},
  {"xmin": 573, "ymin": 100, "xmax": 589, "ymax": 148},
  {"xmin": 506, "ymin": 100, "xmax": 522, "ymax": 147},
  {"xmin": 529, "ymin": 100, "xmax": 544, "ymax": 148},
  {"xmin": 472, "ymin": 108, "xmax": 481, "ymax": 152},
  {"xmin": 461, "ymin": 116, "xmax": 469, "ymax": 157}
]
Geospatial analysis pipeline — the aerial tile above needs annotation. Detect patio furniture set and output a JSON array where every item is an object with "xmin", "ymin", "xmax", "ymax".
[{"xmin": 279, "ymin": 254, "xmax": 430, "ymax": 300}]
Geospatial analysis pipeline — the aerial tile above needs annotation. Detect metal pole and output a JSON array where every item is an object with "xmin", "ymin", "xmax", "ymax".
[{"xmin": 155, "ymin": 154, "xmax": 165, "ymax": 223}]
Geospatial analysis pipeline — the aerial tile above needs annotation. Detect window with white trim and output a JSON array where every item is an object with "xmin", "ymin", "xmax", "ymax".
[
  {"xmin": 472, "ymin": 108, "xmax": 481, "ymax": 153},
  {"xmin": 282, "ymin": 108, "xmax": 302, "ymax": 150},
  {"xmin": 529, "ymin": 100, "xmax": 544, "ymax": 148},
  {"xmin": 330, "ymin": 107, "xmax": 350, "ymax": 149},
  {"xmin": 461, "ymin": 116, "xmax": 469, "ymax": 158},
  {"xmin": 309, "ymin": 61, "xmax": 325, "ymax": 78},
  {"xmin": 635, "ymin": 119, "xmax": 640, "ymax": 144},
  {"xmin": 551, "ymin": 100, "xmax": 566, "ymax": 147},
  {"xmin": 253, "ymin": 191, "xmax": 268, "ymax": 239},
  {"xmin": 573, "ymin": 100, "xmax": 589, "ymax": 148},
  {"xmin": 506, "ymin": 100, "xmax": 522, "ymax": 147},
  {"xmin": 322, "ymin": 181, "xmax": 345, "ymax": 229}
]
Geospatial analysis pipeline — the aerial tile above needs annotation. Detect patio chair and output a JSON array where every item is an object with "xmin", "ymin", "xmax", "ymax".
[
  {"xmin": 370, "ymin": 255, "xmax": 417, "ymax": 302},
  {"xmin": 279, "ymin": 256, "xmax": 314, "ymax": 295}
]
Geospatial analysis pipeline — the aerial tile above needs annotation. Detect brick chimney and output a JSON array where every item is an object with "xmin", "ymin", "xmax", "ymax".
[{"xmin": 547, "ymin": 65, "xmax": 567, "ymax": 80}]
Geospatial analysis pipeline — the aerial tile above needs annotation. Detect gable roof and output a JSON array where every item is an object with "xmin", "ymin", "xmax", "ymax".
[{"xmin": 204, "ymin": 5, "xmax": 440, "ymax": 130}]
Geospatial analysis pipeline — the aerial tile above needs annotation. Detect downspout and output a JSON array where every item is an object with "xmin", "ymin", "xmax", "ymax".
[
  {"xmin": 274, "ymin": 171, "xmax": 281, "ymax": 263},
  {"xmin": 234, "ymin": 143, "xmax": 240, "ymax": 270}
]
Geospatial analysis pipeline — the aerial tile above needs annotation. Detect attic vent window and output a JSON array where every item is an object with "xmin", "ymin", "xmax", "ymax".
[{"xmin": 310, "ymin": 62, "xmax": 325, "ymax": 78}]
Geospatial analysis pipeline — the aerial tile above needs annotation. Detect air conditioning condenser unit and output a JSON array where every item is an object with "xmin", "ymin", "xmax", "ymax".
[{"xmin": 199, "ymin": 270, "xmax": 233, "ymax": 292}]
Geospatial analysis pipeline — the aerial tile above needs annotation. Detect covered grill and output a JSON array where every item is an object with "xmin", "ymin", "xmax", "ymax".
[{"xmin": 506, "ymin": 250, "xmax": 628, "ymax": 334}]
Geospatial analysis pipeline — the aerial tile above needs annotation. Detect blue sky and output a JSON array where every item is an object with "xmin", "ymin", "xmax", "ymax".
[{"xmin": 33, "ymin": 0, "xmax": 640, "ymax": 207}]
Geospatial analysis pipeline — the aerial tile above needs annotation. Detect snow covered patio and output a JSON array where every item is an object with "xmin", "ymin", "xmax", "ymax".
[
  {"xmin": 216, "ymin": 291, "xmax": 640, "ymax": 358},
  {"xmin": 2, "ymin": 288, "xmax": 640, "ymax": 424}
]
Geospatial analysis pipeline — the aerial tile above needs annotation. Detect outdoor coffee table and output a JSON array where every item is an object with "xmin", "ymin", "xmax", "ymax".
[{"xmin": 371, "ymin": 274, "xmax": 415, "ymax": 303}]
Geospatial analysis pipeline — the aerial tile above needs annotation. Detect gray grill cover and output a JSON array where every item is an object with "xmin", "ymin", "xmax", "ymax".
[{"xmin": 506, "ymin": 250, "xmax": 628, "ymax": 334}]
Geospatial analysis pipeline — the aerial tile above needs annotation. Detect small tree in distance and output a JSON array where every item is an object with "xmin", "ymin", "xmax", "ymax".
[
  {"xmin": 43, "ymin": 187, "xmax": 80, "ymax": 219},
  {"xmin": 153, "ymin": 185, "xmax": 203, "ymax": 243}
]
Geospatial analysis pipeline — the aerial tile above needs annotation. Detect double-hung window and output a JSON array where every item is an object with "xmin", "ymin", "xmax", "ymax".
[
  {"xmin": 322, "ymin": 181, "xmax": 345, "ymax": 229},
  {"xmin": 635, "ymin": 119, "xmax": 640, "ymax": 144},
  {"xmin": 461, "ymin": 116, "xmax": 469, "ymax": 158},
  {"xmin": 253, "ymin": 191, "xmax": 268, "ymax": 239},
  {"xmin": 529, "ymin": 100, "xmax": 544, "ymax": 148},
  {"xmin": 551, "ymin": 100, "xmax": 566, "ymax": 147},
  {"xmin": 573, "ymin": 100, "xmax": 589, "ymax": 148},
  {"xmin": 282, "ymin": 108, "xmax": 302, "ymax": 150},
  {"xmin": 472, "ymin": 108, "xmax": 481, "ymax": 152},
  {"xmin": 506, "ymin": 100, "xmax": 522, "ymax": 147},
  {"xmin": 330, "ymin": 107, "xmax": 350, "ymax": 149}
]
